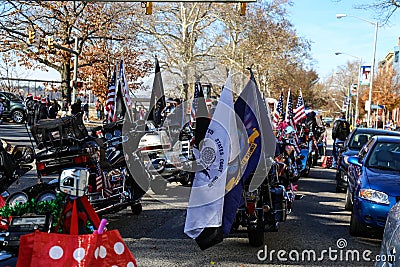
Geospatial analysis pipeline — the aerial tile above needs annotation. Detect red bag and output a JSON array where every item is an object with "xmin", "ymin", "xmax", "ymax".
[{"xmin": 17, "ymin": 197, "xmax": 137, "ymax": 267}]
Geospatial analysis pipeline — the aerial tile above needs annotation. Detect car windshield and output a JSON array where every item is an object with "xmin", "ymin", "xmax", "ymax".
[
  {"xmin": 367, "ymin": 142, "xmax": 400, "ymax": 171},
  {"xmin": 348, "ymin": 133, "xmax": 373, "ymax": 149},
  {"xmin": 3, "ymin": 92, "xmax": 21, "ymax": 101}
]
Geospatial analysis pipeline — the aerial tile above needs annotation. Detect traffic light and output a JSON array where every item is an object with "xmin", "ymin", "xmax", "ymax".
[
  {"xmin": 28, "ymin": 30, "xmax": 35, "ymax": 45},
  {"xmin": 47, "ymin": 37, "xmax": 54, "ymax": 50},
  {"xmin": 144, "ymin": 2, "xmax": 152, "ymax": 15},
  {"xmin": 238, "ymin": 2, "xmax": 246, "ymax": 16}
]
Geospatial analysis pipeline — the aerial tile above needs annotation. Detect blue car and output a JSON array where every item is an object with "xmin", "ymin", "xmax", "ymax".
[
  {"xmin": 337, "ymin": 128, "xmax": 400, "ymax": 194},
  {"xmin": 347, "ymin": 135, "xmax": 400, "ymax": 237}
]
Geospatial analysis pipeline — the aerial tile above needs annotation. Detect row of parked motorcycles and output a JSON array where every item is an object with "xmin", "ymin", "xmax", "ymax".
[{"xmin": 0, "ymin": 112, "xmax": 326, "ymax": 262}]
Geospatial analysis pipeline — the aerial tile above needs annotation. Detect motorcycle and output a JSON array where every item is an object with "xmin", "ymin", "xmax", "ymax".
[
  {"xmin": 276, "ymin": 125, "xmax": 300, "ymax": 183},
  {"xmin": 9, "ymin": 114, "xmax": 148, "ymax": 215},
  {"xmin": 230, "ymin": 159, "xmax": 298, "ymax": 247},
  {"xmin": 143, "ymin": 121, "xmax": 194, "ymax": 194},
  {"xmin": 79, "ymin": 119, "xmax": 149, "ymax": 215},
  {"xmin": 297, "ymin": 143, "xmax": 312, "ymax": 177},
  {"xmin": 0, "ymin": 139, "xmax": 35, "ymax": 206},
  {"xmin": 296, "ymin": 120, "xmax": 326, "ymax": 173}
]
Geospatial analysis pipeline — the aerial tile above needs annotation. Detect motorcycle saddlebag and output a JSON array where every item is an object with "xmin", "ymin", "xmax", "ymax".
[{"xmin": 31, "ymin": 114, "xmax": 88, "ymax": 149}]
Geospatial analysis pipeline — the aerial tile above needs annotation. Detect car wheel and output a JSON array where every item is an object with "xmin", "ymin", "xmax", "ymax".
[
  {"xmin": 344, "ymin": 187, "xmax": 353, "ymax": 211},
  {"xmin": 131, "ymin": 202, "xmax": 142, "ymax": 215},
  {"xmin": 335, "ymin": 171, "xmax": 344, "ymax": 192},
  {"xmin": 11, "ymin": 110, "xmax": 25, "ymax": 124},
  {"xmin": 312, "ymin": 152, "xmax": 318, "ymax": 166},
  {"xmin": 349, "ymin": 211, "xmax": 367, "ymax": 237},
  {"xmin": 248, "ymin": 226, "xmax": 264, "ymax": 247}
]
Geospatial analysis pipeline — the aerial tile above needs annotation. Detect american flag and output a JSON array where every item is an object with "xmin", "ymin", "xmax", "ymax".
[
  {"xmin": 94, "ymin": 161, "xmax": 112, "ymax": 197},
  {"xmin": 285, "ymin": 89, "xmax": 300, "ymax": 153},
  {"xmin": 273, "ymin": 89, "xmax": 284, "ymax": 128},
  {"xmin": 106, "ymin": 64, "xmax": 117, "ymax": 123},
  {"xmin": 190, "ymin": 81, "xmax": 202, "ymax": 127},
  {"xmin": 294, "ymin": 89, "xmax": 307, "ymax": 124},
  {"xmin": 119, "ymin": 59, "xmax": 133, "ymax": 122}
]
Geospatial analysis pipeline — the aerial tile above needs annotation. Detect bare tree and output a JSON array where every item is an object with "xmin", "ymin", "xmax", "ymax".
[
  {"xmin": 134, "ymin": 2, "xmax": 220, "ymax": 99},
  {"xmin": 0, "ymin": 1, "xmax": 149, "ymax": 101},
  {"xmin": 355, "ymin": 1, "xmax": 400, "ymax": 24}
]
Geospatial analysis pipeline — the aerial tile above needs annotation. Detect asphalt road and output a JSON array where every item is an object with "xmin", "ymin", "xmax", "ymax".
[{"xmin": 0, "ymin": 123, "xmax": 382, "ymax": 267}]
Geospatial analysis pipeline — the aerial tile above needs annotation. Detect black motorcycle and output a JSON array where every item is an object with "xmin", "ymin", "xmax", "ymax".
[
  {"xmin": 9, "ymin": 114, "xmax": 148, "ymax": 215},
  {"xmin": 231, "ymin": 160, "xmax": 297, "ymax": 247},
  {"xmin": 145, "ymin": 121, "xmax": 194, "ymax": 194},
  {"xmin": 276, "ymin": 125, "xmax": 300, "ymax": 183}
]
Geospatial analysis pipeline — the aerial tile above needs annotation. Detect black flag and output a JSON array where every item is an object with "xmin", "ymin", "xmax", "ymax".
[
  {"xmin": 147, "ymin": 58, "xmax": 166, "ymax": 127},
  {"xmin": 192, "ymin": 80, "xmax": 210, "ymax": 148}
]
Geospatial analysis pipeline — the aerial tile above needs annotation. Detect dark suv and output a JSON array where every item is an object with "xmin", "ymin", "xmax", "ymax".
[{"xmin": 0, "ymin": 92, "xmax": 26, "ymax": 123}]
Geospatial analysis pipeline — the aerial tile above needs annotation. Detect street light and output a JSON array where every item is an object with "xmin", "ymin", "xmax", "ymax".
[
  {"xmin": 334, "ymin": 52, "xmax": 363, "ymax": 127},
  {"xmin": 336, "ymin": 13, "xmax": 378, "ymax": 128}
]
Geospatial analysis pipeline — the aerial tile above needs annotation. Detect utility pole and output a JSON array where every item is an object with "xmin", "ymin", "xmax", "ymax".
[{"xmin": 72, "ymin": 36, "xmax": 79, "ymax": 104}]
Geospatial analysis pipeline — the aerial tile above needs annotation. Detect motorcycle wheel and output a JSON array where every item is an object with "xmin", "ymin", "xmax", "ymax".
[
  {"xmin": 248, "ymin": 226, "xmax": 264, "ymax": 247},
  {"xmin": 179, "ymin": 172, "xmax": 193, "ymax": 186},
  {"xmin": 302, "ymin": 156, "xmax": 312, "ymax": 177},
  {"xmin": 131, "ymin": 202, "xmax": 142, "ymax": 215},
  {"xmin": 150, "ymin": 177, "xmax": 167, "ymax": 195},
  {"xmin": 312, "ymin": 152, "xmax": 318, "ymax": 166},
  {"xmin": 35, "ymin": 191, "xmax": 57, "ymax": 203},
  {"xmin": 6, "ymin": 192, "xmax": 28, "ymax": 207}
]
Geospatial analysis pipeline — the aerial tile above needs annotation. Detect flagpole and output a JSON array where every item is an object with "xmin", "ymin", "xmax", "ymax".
[
  {"xmin": 113, "ymin": 61, "xmax": 120, "ymax": 123},
  {"xmin": 246, "ymin": 69, "xmax": 274, "ymax": 212},
  {"xmin": 254, "ymin": 88, "xmax": 273, "ymax": 203}
]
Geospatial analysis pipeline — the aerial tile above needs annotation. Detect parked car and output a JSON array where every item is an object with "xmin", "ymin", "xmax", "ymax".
[
  {"xmin": 375, "ymin": 201, "xmax": 400, "ymax": 267},
  {"xmin": 346, "ymin": 135, "xmax": 400, "ymax": 237},
  {"xmin": 335, "ymin": 128, "xmax": 400, "ymax": 193},
  {"xmin": 0, "ymin": 91, "xmax": 26, "ymax": 123}
]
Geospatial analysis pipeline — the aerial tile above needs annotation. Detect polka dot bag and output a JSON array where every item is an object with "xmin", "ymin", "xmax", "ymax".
[{"xmin": 16, "ymin": 197, "xmax": 137, "ymax": 267}]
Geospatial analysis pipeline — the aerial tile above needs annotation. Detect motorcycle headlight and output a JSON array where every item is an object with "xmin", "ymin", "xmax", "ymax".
[{"xmin": 359, "ymin": 189, "xmax": 389, "ymax": 205}]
